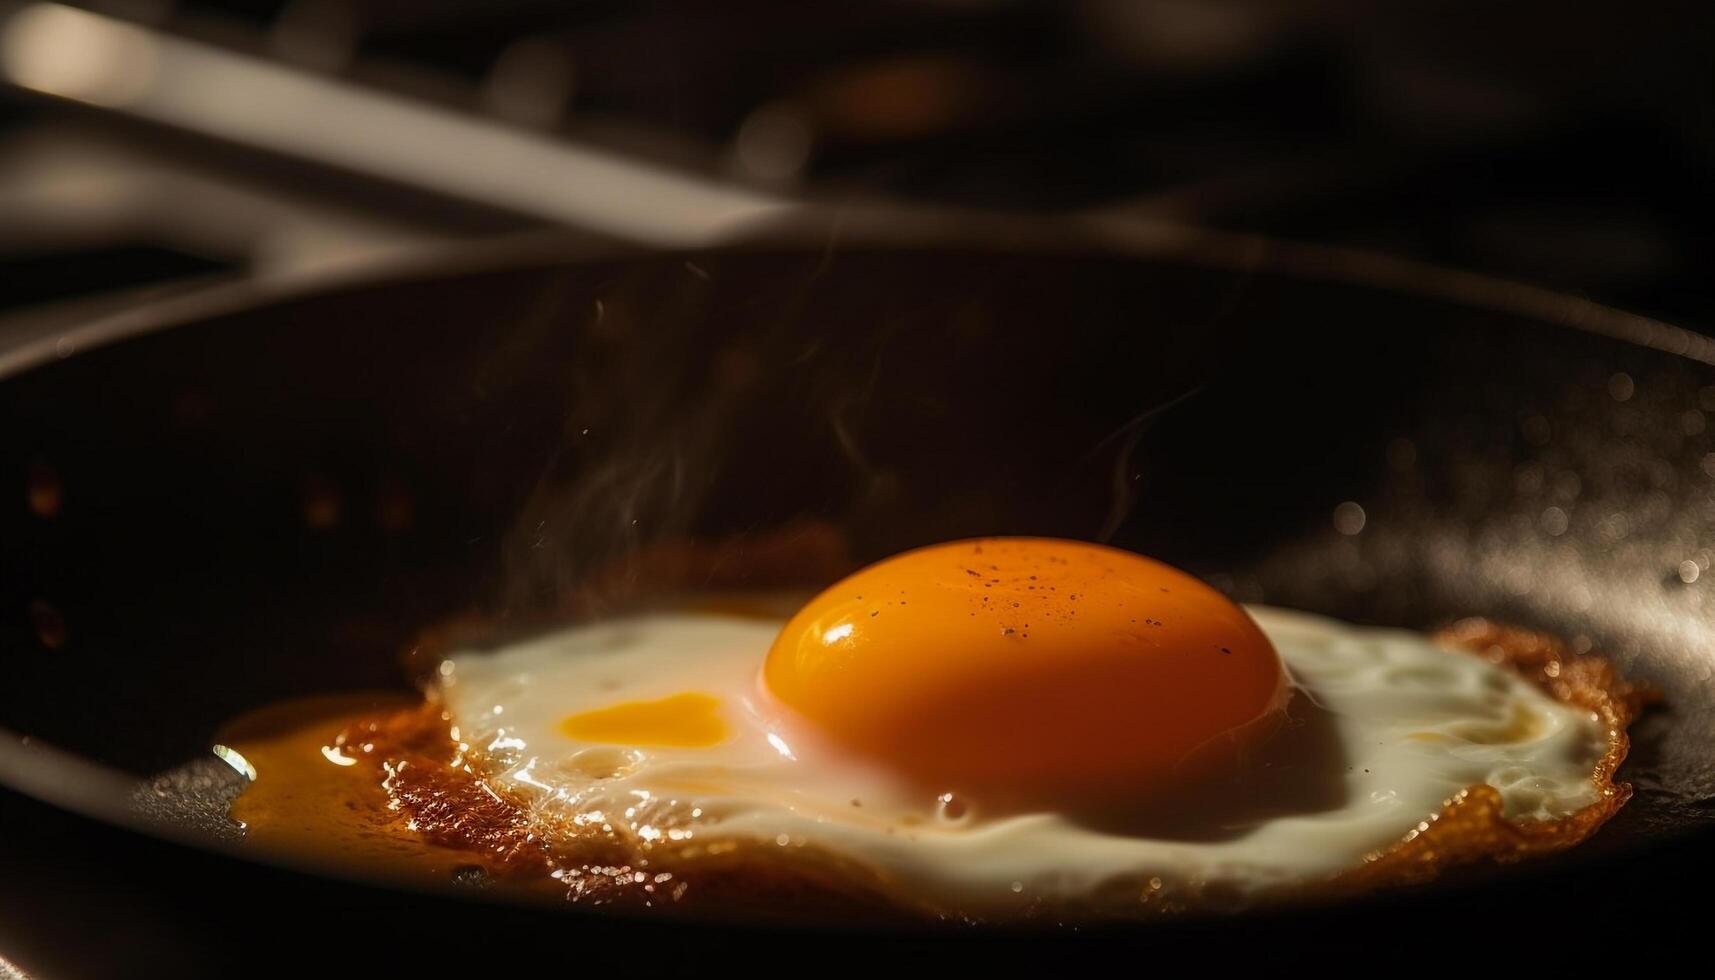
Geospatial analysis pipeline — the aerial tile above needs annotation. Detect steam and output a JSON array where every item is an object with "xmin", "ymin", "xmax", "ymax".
[
  {"xmin": 494, "ymin": 262, "xmax": 861, "ymax": 620},
  {"xmin": 488, "ymin": 250, "xmax": 1228, "ymax": 620}
]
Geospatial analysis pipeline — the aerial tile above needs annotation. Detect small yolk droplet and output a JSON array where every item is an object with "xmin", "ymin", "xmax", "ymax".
[{"xmin": 559, "ymin": 692, "xmax": 728, "ymax": 748}]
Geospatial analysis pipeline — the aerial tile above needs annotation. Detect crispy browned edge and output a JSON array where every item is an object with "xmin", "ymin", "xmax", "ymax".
[{"xmin": 1326, "ymin": 619, "xmax": 1656, "ymax": 896}]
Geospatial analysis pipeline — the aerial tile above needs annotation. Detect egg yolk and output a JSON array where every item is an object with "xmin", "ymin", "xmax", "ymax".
[
  {"xmin": 761, "ymin": 538, "xmax": 1289, "ymax": 808},
  {"xmin": 559, "ymin": 692, "xmax": 728, "ymax": 748}
]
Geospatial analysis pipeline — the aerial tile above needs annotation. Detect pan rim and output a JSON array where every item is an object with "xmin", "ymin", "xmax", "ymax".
[{"xmin": 1, "ymin": 205, "xmax": 1708, "ymax": 384}]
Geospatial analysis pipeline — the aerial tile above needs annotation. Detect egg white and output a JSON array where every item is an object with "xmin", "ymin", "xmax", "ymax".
[{"xmin": 437, "ymin": 606, "xmax": 1607, "ymax": 911}]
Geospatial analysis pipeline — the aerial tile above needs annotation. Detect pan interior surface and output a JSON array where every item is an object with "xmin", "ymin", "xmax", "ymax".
[{"xmin": 2, "ymin": 242, "xmax": 1713, "ymax": 910}]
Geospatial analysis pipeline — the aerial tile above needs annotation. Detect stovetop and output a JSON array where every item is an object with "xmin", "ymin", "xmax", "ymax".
[{"xmin": 0, "ymin": 0, "xmax": 1709, "ymax": 330}]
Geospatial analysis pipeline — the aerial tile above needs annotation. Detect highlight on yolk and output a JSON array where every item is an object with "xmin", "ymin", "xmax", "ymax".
[
  {"xmin": 761, "ymin": 538, "xmax": 1289, "ymax": 808},
  {"xmin": 559, "ymin": 692, "xmax": 728, "ymax": 748}
]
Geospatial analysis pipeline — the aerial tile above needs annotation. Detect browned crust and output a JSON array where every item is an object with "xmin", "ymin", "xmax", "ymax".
[
  {"xmin": 332, "ymin": 616, "xmax": 1655, "ymax": 920},
  {"xmin": 1332, "ymin": 619, "xmax": 1657, "ymax": 894},
  {"xmin": 350, "ymin": 699, "xmax": 912, "ymax": 920}
]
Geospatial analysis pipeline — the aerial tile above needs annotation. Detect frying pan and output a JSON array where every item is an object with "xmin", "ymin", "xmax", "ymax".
[{"xmin": 2, "ymin": 213, "xmax": 1712, "ymax": 974}]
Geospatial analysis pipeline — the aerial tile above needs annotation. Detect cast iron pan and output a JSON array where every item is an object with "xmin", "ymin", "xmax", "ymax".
[{"xmin": 2, "ymin": 216, "xmax": 1712, "ymax": 974}]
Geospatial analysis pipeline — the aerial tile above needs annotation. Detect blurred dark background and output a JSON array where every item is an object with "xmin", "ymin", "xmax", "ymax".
[{"xmin": 0, "ymin": 0, "xmax": 1710, "ymax": 328}]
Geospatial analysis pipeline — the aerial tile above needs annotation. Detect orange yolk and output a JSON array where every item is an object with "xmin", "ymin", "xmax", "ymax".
[
  {"xmin": 559, "ymin": 692, "xmax": 729, "ymax": 748},
  {"xmin": 762, "ymin": 538, "xmax": 1289, "ymax": 808}
]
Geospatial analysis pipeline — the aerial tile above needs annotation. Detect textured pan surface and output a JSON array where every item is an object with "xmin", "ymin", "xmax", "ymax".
[{"xmin": 1, "ymin": 234, "xmax": 1712, "ymax": 968}]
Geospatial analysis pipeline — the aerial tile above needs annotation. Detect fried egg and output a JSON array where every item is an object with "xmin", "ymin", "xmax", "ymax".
[{"xmin": 406, "ymin": 538, "xmax": 1621, "ymax": 915}]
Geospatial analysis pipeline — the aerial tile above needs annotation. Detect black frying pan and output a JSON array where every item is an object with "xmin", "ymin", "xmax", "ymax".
[{"xmin": 2, "ymin": 215, "xmax": 1712, "ymax": 974}]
